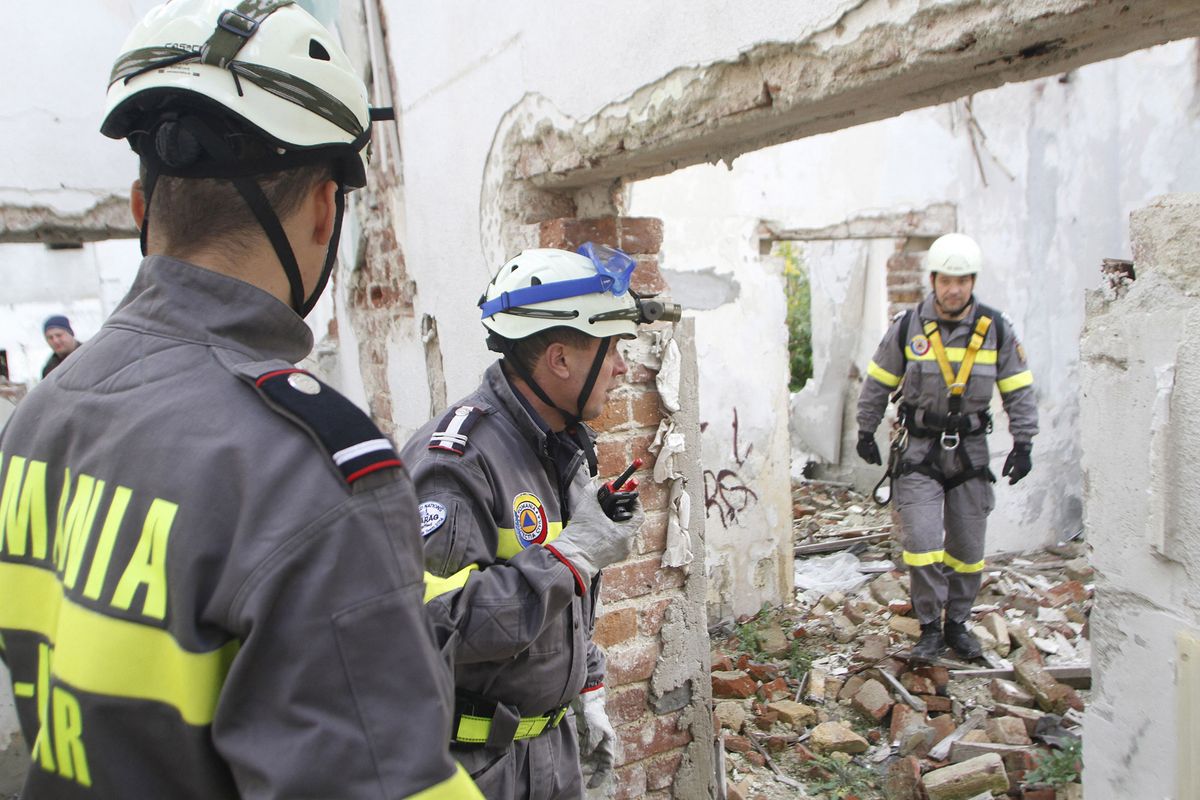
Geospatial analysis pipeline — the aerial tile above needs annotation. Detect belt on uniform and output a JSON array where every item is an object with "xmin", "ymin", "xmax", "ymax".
[
  {"xmin": 451, "ymin": 692, "xmax": 570, "ymax": 747},
  {"xmin": 899, "ymin": 403, "xmax": 992, "ymax": 440}
]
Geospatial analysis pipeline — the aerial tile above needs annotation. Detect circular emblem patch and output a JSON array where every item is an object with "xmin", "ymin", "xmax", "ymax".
[
  {"xmin": 287, "ymin": 372, "xmax": 321, "ymax": 395},
  {"xmin": 910, "ymin": 335, "xmax": 930, "ymax": 357},
  {"xmin": 512, "ymin": 492, "xmax": 549, "ymax": 548}
]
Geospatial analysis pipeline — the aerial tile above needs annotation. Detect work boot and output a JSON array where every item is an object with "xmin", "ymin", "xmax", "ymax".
[
  {"xmin": 910, "ymin": 621, "xmax": 944, "ymax": 664},
  {"xmin": 943, "ymin": 619, "xmax": 983, "ymax": 660}
]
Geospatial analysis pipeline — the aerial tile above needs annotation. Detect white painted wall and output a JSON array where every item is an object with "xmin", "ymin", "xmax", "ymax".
[{"xmin": 629, "ymin": 38, "xmax": 1200, "ymax": 556}]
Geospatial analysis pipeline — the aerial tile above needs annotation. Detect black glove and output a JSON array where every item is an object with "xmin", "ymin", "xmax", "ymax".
[
  {"xmin": 1002, "ymin": 441, "xmax": 1032, "ymax": 484},
  {"xmin": 856, "ymin": 431, "xmax": 882, "ymax": 465}
]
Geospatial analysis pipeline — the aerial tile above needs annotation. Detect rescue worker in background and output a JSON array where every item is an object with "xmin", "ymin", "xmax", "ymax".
[
  {"xmin": 401, "ymin": 245, "xmax": 659, "ymax": 798},
  {"xmin": 0, "ymin": 1, "xmax": 478, "ymax": 797},
  {"xmin": 41, "ymin": 315, "xmax": 82, "ymax": 378},
  {"xmin": 855, "ymin": 233, "xmax": 1037, "ymax": 663}
]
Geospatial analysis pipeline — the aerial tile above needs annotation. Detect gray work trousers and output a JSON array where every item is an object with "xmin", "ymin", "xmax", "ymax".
[
  {"xmin": 453, "ymin": 713, "xmax": 583, "ymax": 800},
  {"xmin": 894, "ymin": 434, "xmax": 996, "ymax": 626}
]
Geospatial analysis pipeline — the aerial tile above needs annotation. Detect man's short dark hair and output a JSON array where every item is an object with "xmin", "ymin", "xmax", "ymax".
[
  {"xmin": 140, "ymin": 162, "xmax": 332, "ymax": 257},
  {"xmin": 505, "ymin": 326, "xmax": 598, "ymax": 374}
]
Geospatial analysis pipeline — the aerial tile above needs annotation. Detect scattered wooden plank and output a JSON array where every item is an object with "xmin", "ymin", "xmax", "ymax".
[
  {"xmin": 814, "ymin": 524, "xmax": 893, "ymax": 539},
  {"xmin": 949, "ymin": 664, "xmax": 1090, "ymax": 689},
  {"xmin": 795, "ymin": 531, "xmax": 892, "ymax": 555},
  {"xmin": 876, "ymin": 667, "xmax": 928, "ymax": 713},
  {"xmin": 950, "ymin": 740, "xmax": 1038, "ymax": 764}
]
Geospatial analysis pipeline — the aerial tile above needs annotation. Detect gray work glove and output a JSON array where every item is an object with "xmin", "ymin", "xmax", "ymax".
[
  {"xmin": 577, "ymin": 688, "xmax": 621, "ymax": 790},
  {"xmin": 550, "ymin": 467, "xmax": 645, "ymax": 585},
  {"xmin": 857, "ymin": 430, "xmax": 882, "ymax": 465}
]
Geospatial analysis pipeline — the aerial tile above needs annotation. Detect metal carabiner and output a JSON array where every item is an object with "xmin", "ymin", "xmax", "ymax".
[{"xmin": 940, "ymin": 430, "xmax": 960, "ymax": 450}]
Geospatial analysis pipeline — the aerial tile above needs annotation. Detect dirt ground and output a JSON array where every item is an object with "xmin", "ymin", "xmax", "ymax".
[{"xmin": 710, "ymin": 480, "xmax": 1088, "ymax": 800}]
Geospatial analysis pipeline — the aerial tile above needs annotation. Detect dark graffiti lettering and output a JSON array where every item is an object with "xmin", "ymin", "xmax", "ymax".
[{"xmin": 701, "ymin": 408, "xmax": 759, "ymax": 528}]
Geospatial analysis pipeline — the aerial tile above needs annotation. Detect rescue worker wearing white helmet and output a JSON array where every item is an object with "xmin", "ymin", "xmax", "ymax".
[
  {"xmin": 855, "ymin": 233, "xmax": 1038, "ymax": 663},
  {"xmin": 400, "ymin": 244, "xmax": 677, "ymax": 798},
  {"xmin": 0, "ymin": 1, "xmax": 479, "ymax": 797}
]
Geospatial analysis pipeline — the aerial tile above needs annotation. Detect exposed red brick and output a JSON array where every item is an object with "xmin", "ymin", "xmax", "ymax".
[
  {"xmin": 599, "ymin": 556, "xmax": 685, "ymax": 602},
  {"xmin": 884, "ymin": 755, "xmax": 927, "ymax": 800},
  {"xmin": 617, "ymin": 218, "xmax": 664, "ymax": 254},
  {"xmin": 637, "ymin": 478, "xmax": 670, "ymax": 514},
  {"xmin": 640, "ymin": 598, "xmax": 673, "ymax": 637},
  {"xmin": 637, "ymin": 513, "xmax": 669, "ymax": 555},
  {"xmin": 621, "ymin": 712, "xmax": 692, "ymax": 763},
  {"xmin": 631, "ymin": 389, "xmax": 664, "ymax": 428},
  {"xmin": 644, "ymin": 751, "xmax": 683, "ymax": 791},
  {"xmin": 612, "ymin": 762, "xmax": 647, "ymax": 800},
  {"xmin": 628, "ymin": 433, "xmax": 659, "ymax": 474},
  {"xmin": 596, "ymin": 438, "xmax": 628, "ymax": 477},
  {"xmin": 711, "ymin": 670, "xmax": 758, "ymax": 699},
  {"xmin": 758, "ymin": 678, "xmax": 791, "ymax": 702},
  {"xmin": 630, "ymin": 255, "xmax": 668, "ymax": 295},
  {"xmin": 744, "ymin": 751, "xmax": 766, "ymax": 767},
  {"xmin": 592, "ymin": 394, "xmax": 631, "ymax": 433},
  {"xmin": 606, "ymin": 683, "xmax": 649, "ymax": 726},
  {"xmin": 711, "ymin": 654, "xmax": 734, "ymax": 672},
  {"xmin": 607, "ymin": 638, "xmax": 661, "ymax": 685},
  {"xmin": 538, "ymin": 217, "xmax": 619, "ymax": 250},
  {"xmin": 724, "ymin": 735, "xmax": 752, "ymax": 753},
  {"xmin": 594, "ymin": 607, "xmax": 638, "ymax": 649}
]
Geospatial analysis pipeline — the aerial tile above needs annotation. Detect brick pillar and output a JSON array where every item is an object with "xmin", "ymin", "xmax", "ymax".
[
  {"xmin": 537, "ymin": 217, "xmax": 713, "ymax": 799},
  {"xmin": 886, "ymin": 249, "xmax": 926, "ymax": 318}
]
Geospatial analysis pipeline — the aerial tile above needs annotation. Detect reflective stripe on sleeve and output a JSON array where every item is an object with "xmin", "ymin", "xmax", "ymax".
[
  {"xmin": 406, "ymin": 763, "xmax": 484, "ymax": 799},
  {"xmin": 997, "ymin": 370, "xmax": 1034, "ymax": 394},
  {"xmin": 0, "ymin": 562, "xmax": 237, "ymax": 726},
  {"xmin": 866, "ymin": 361, "xmax": 902, "ymax": 388},
  {"xmin": 943, "ymin": 553, "xmax": 986, "ymax": 574},
  {"xmin": 902, "ymin": 550, "xmax": 944, "ymax": 568},
  {"xmin": 422, "ymin": 564, "xmax": 479, "ymax": 604}
]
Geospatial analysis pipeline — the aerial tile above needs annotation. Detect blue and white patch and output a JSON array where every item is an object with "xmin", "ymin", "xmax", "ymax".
[{"xmin": 419, "ymin": 501, "xmax": 448, "ymax": 537}]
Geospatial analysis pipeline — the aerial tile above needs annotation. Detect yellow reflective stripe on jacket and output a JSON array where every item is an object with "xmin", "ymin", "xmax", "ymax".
[
  {"xmin": 406, "ymin": 763, "xmax": 484, "ymax": 799},
  {"xmin": 997, "ymin": 370, "xmax": 1034, "ymax": 394},
  {"xmin": 0, "ymin": 562, "xmax": 237, "ymax": 726},
  {"xmin": 453, "ymin": 706, "xmax": 567, "ymax": 744},
  {"xmin": 867, "ymin": 361, "xmax": 901, "ymax": 388},
  {"xmin": 942, "ymin": 553, "xmax": 986, "ymax": 574},
  {"xmin": 902, "ymin": 549, "xmax": 944, "ymax": 568},
  {"xmin": 925, "ymin": 316, "xmax": 992, "ymax": 396},
  {"xmin": 904, "ymin": 347, "xmax": 997, "ymax": 366},
  {"xmin": 423, "ymin": 564, "xmax": 479, "ymax": 604},
  {"xmin": 495, "ymin": 521, "xmax": 563, "ymax": 561}
]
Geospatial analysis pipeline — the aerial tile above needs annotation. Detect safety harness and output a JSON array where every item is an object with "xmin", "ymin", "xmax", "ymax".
[{"xmin": 873, "ymin": 305, "xmax": 998, "ymax": 505}]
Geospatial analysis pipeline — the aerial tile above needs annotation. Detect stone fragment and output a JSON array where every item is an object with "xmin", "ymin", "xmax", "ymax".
[
  {"xmin": 960, "ymin": 730, "xmax": 990, "ymax": 743},
  {"xmin": 986, "ymin": 716, "xmax": 1032, "ymax": 745},
  {"xmin": 922, "ymin": 753, "xmax": 1010, "ymax": 799},
  {"xmin": 758, "ymin": 626, "xmax": 792, "ymax": 657},
  {"xmin": 743, "ymin": 661, "xmax": 779, "ymax": 682},
  {"xmin": 884, "ymin": 755, "xmax": 928, "ymax": 800},
  {"xmin": 921, "ymin": 695, "xmax": 952, "ymax": 713},
  {"xmin": 981, "ymin": 612, "xmax": 1010, "ymax": 656},
  {"xmin": 744, "ymin": 751, "xmax": 766, "ymax": 767},
  {"xmin": 758, "ymin": 677, "xmax": 791, "ymax": 702},
  {"xmin": 726, "ymin": 778, "xmax": 754, "ymax": 800},
  {"xmin": 900, "ymin": 724, "xmax": 936, "ymax": 757},
  {"xmin": 808, "ymin": 721, "xmax": 870, "ymax": 755},
  {"xmin": 890, "ymin": 704, "xmax": 925, "ymax": 743},
  {"xmin": 852, "ymin": 679, "xmax": 894, "ymax": 721},
  {"xmin": 843, "ymin": 600, "xmax": 868, "ymax": 625},
  {"xmin": 831, "ymin": 613, "xmax": 858, "ymax": 644},
  {"xmin": 928, "ymin": 714, "xmax": 957, "ymax": 746},
  {"xmin": 889, "ymin": 598, "xmax": 914, "ymax": 616},
  {"xmin": 901, "ymin": 672, "xmax": 937, "ymax": 696},
  {"xmin": 871, "ymin": 572, "xmax": 908, "ymax": 605},
  {"xmin": 826, "ymin": 677, "xmax": 844, "ymax": 699},
  {"xmin": 1045, "ymin": 580, "xmax": 1089, "ymax": 607},
  {"xmin": 989, "ymin": 678, "xmax": 1035, "ymax": 707},
  {"xmin": 857, "ymin": 633, "xmax": 889, "ymax": 663},
  {"xmin": 1064, "ymin": 557, "xmax": 1093, "ymax": 582},
  {"xmin": 711, "ymin": 653, "xmax": 734, "ymax": 671},
  {"xmin": 1015, "ymin": 660, "xmax": 1085, "ymax": 714},
  {"xmin": 713, "ymin": 700, "xmax": 747, "ymax": 732},
  {"xmin": 991, "ymin": 702, "xmax": 1047, "ymax": 736},
  {"xmin": 723, "ymin": 734, "xmax": 752, "ymax": 753},
  {"xmin": 753, "ymin": 707, "xmax": 779, "ymax": 731},
  {"xmin": 913, "ymin": 665, "xmax": 950, "ymax": 690},
  {"xmin": 890, "ymin": 616, "xmax": 923, "ymax": 639},
  {"xmin": 766, "ymin": 699, "xmax": 817, "ymax": 728},
  {"xmin": 806, "ymin": 667, "xmax": 827, "ymax": 703},
  {"xmin": 838, "ymin": 674, "xmax": 866, "ymax": 701},
  {"xmin": 712, "ymin": 670, "xmax": 757, "ymax": 699},
  {"xmin": 971, "ymin": 624, "xmax": 998, "ymax": 652}
]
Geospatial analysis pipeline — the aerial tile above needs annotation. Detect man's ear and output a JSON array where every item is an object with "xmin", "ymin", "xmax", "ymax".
[
  {"xmin": 130, "ymin": 180, "xmax": 147, "ymax": 230},
  {"xmin": 543, "ymin": 341, "xmax": 572, "ymax": 380},
  {"xmin": 312, "ymin": 179, "xmax": 339, "ymax": 246}
]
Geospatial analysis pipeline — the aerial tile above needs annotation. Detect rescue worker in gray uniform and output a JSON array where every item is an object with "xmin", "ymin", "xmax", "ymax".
[
  {"xmin": 0, "ymin": 2, "xmax": 479, "ymax": 797},
  {"xmin": 401, "ymin": 245, "xmax": 668, "ymax": 798},
  {"xmin": 856, "ymin": 233, "xmax": 1037, "ymax": 662}
]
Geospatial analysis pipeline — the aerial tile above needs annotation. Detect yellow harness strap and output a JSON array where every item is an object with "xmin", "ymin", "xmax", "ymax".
[{"xmin": 924, "ymin": 315, "xmax": 992, "ymax": 396}]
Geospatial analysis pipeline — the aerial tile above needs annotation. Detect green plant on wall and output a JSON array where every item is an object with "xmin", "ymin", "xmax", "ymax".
[{"xmin": 779, "ymin": 241, "xmax": 813, "ymax": 392}]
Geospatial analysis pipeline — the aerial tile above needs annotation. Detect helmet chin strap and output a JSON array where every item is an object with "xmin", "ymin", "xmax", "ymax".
[
  {"xmin": 935, "ymin": 292, "xmax": 974, "ymax": 319},
  {"xmin": 500, "ymin": 335, "xmax": 613, "ymax": 477}
]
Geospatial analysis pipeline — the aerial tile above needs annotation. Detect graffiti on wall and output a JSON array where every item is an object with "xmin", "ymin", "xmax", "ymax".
[{"xmin": 702, "ymin": 408, "xmax": 759, "ymax": 529}]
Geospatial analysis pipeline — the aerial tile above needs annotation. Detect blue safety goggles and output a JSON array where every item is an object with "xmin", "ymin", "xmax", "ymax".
[{"xmin": 479, "ymin": 242, "xmax": 637, "ymax": 320}]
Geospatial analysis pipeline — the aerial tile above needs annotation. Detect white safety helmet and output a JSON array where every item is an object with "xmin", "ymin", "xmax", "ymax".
[
  {"xmin": 480, "ymin": 246, "xmax": 639, "ymax": 343},
  {"xmin": 926, "ymin": 233, "xmax": 982, "ymax": 277},
  {"xmin": 101, "ymin": 0, "xmax": 372, "ymax": 187}
]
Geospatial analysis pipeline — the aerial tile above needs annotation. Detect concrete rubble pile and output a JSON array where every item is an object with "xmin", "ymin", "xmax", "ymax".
[{"xmin": 710, "ymin": 482, "xmax": 1088, "ymax": 800}]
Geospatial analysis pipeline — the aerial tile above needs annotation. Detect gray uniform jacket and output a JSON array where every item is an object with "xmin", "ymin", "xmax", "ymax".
[
  {"xmin": 401, "ymin": 361, "xmax": 605, "ymax": 718},
  {"xmin": 0, "ymin": 257, "xmax": 469, "ymax": 799},
  {"xmin": 857, "ymin": 294, "xmax": 1039, "ymax": 443}
]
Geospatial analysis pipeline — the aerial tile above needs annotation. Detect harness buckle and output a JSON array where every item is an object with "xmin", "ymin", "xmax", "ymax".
[
  {"xmin": 940, "ymin": 430, "xmax": 960, "ymax": 450},
  {"xmin": 947, "ymin": 382, "xmax": 967, "ymax": 397},
  {"xmin": 892, "ymin": 425, "xmax": 909, "ymax": 453},
  {"xmin": 217, "ymin": 10, "xmax": 259, "ymax": 38}
]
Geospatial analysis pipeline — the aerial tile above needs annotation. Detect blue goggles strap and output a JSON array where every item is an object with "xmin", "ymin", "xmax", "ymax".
[{"xmin": 480, "ymin": 274, "xmax": 613, "ymax": 320}]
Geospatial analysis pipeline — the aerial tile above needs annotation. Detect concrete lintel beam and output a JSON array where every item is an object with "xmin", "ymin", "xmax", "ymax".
[
  {"xmin": 1, "ymin": 196, "xmax": 137, "ymax": 244},
  {"xmin": 762, "ymin": 203, "xmax": 958, "ymax": 242},
  {"xmin": 512, "ymin": 0, "xmax": 1200, "ymax": 190}
]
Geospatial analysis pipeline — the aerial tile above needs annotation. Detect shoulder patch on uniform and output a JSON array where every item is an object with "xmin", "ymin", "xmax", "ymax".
[
  {"xmin": 252, "ymin": 368, "xmax": 402, "ymax": 485},
  {"xmin": 513, "ymin": 492, "xmax": 549, "ymax": 548},
  {"xmin": 428, "ymin": 405, "xmax": 487, "ymax": 456},
  {"xmin": 418, "ymin": 501, "xmax": 448, "ymax": 537}
]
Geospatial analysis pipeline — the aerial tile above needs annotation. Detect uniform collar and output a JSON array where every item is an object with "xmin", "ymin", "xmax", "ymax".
[
  {"xmin": 483, "ymin": 360, "xmax": 551, "ymax": 447},
  {"xmin": 107, "ymin": 255, "xmax": 313, "ymax": 363}
]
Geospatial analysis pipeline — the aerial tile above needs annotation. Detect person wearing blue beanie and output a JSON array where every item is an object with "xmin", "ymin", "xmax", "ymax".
[{"xmin": 41, "ymin": 315, "xmax": 81, "ymax": 377}]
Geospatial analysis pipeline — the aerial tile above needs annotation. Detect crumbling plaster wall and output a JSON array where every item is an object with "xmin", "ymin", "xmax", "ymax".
[
  {"xmin": 628, "ymin": 38, "xmax": 1200, "ymax": 555},
  {"xmin": 1081, "ymin": 194, "xmax": 1200, "ymax": 800}
]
